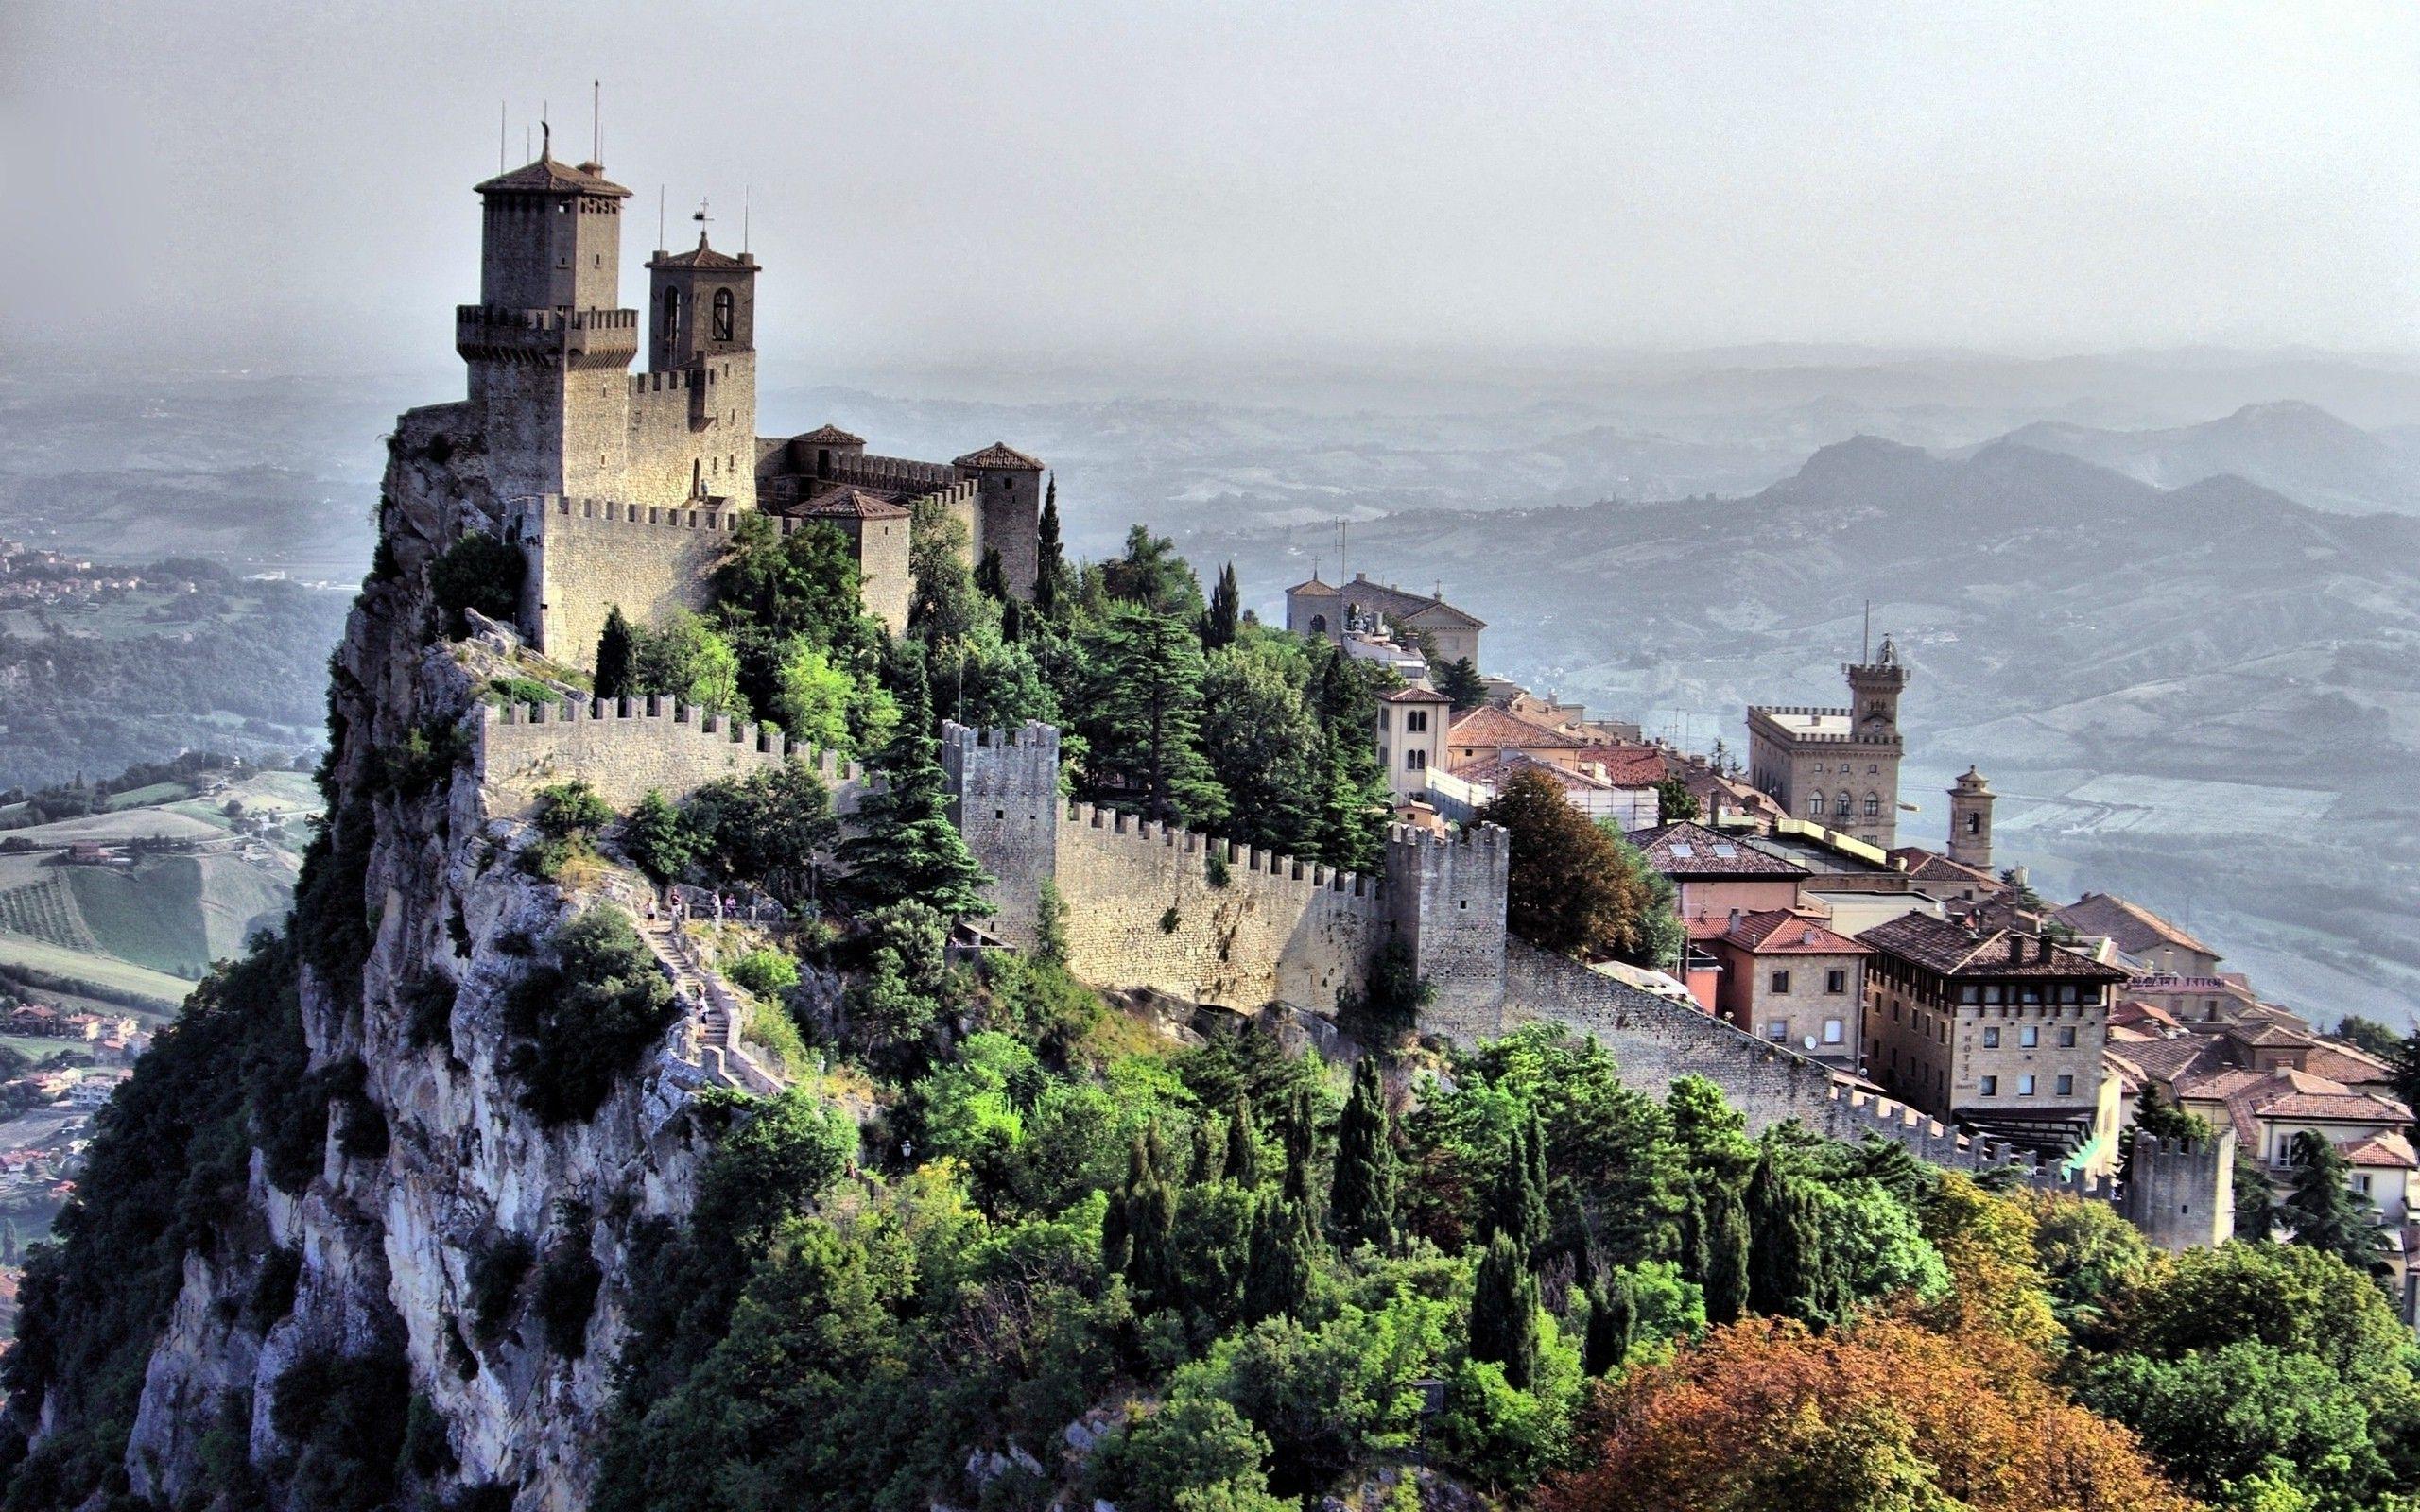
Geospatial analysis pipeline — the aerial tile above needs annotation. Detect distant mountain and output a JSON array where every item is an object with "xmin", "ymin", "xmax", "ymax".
[
  {"xmin": 1964, "ymin": 401, "xmax": 2420, "ymax": 516},
  {"xmin": 1193, "ymin": 437, "xmax": 2420, "ymax": 1022}
]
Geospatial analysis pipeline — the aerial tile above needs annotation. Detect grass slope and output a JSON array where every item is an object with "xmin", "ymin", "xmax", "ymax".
[
  {"xmin": 0, "ymin": 935, "xmax": 192, "ymax": 1007},
  {"xmin": 60, "ymin": 864, "xmax": 212, "ymax": 978}
]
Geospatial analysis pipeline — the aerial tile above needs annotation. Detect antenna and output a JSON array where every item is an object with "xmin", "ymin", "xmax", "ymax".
[
  {"xmin": 541, "ymin": 101, "xmax": 549, "ymax": 160},
  {"xmin": 743, "ymin": 184, "xmax": 751, "ymax": 253},
  {"xmin": 1862, "ymin": 599, "xmax": 1872, "ymax": 663},
  {"xmin": 499, "ymin": 102, "xmax": 508, "ymax": 171},
  {"xmin": 592, "ymin": 79, "xmax": 600, "ymax": 164},
  {"xmin": 657, "ymin": 186, "xmax": 666, "ymax": 252}
]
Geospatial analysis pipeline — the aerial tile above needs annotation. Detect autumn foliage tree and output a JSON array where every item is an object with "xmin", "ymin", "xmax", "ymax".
[{"xmin": 1542, "ymin": 1315, "xmax": 2199, "ymax": 1512}]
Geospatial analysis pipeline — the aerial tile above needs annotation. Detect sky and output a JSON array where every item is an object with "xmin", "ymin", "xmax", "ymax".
[{"xmin": 3, "ymin": 0, "xmax": 2416, "ymax": 377}]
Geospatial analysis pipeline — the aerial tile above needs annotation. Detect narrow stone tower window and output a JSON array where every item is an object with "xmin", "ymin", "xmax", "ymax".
[
  {"xmin": 712, "ymin": 289, "xmax": 735, "ymax": 341},
  {"xmin": 662, "ymin": 288, "xmax": 681, "ymax": 338}
]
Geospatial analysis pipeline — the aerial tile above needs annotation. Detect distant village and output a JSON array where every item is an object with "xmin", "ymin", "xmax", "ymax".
[{"xmin": 1295, "ymin": 567, "xmax": 2420, "ymax": 1312}]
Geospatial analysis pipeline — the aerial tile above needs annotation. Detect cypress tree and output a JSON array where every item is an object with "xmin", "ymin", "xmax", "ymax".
[
  {"xmin": 1582, "ymin": 1273, "xmax": 1634, "ymax": 1377},
  {"xmin": 1484, "ymin": 1108, "xmax": 1550, "ymax": 1254},
  {"xmin": 1115, "ymin": 1125, "xmax": 1181, "ymax": 1309},
  {"xmin": 1201, "ymin": 562, "xmax": 1240, "ymax": 650},
  {"xmin": 1101, "ymin": 1132, "xmax": 1143, "ymax": 1275},
  {"xmin": 1188, "ymin": 1116, "xmax": 1225, "ymax": 1186},
  {"xmin": 1282, "ymin": 1085, "xmax": 1319, "ymax": 1211},
  {"xmin": 835, "ymin": 658, "xmax": 994, "ymax": 919},
  {"xmin": 1701, "ymin": 1180, "xmax": 1751, "ymax": 1326},
  {"xmin": 1469, "ymin": 1231, "xmax": 1541, "ymax": 1390},
  {"xmin": 1241, "ymin": 1194, "xmax": 1314, "ymax": 1324},
  {"xmin": 594, "ymin": 606, "xmax": 636, "ymax": 701},
  {"xmin": 1033, "ymin": 474, "xmax": 1065, "ymax": 616},
  {"xmin": 975, "ymin": 547, "xmax": 1008, "ymax": 602},
  {"xmin": 1745, "ymin": 1153, "xmax": 1838, "ymax": 1325},
  {"xmin": 1330, "ymin": 1056, "xmax": 1397, "ymax": 1252},
  {"xmin": 1225, "ymin": 1092, "xmax": 1263, "ymax": 1188},
  {"xmin": 1675, "ymin": 1184, "xmax": 1709, "ymax": 1286}
]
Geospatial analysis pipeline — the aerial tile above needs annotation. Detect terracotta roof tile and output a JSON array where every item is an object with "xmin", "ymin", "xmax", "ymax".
[
  {"xmin": 2342, "ymin": 1131, "xmax": 2419, "ymax": 1169},
  {"xmin": 476, "ymin": 155, "xmax": 632, "ymax": 198},
  {"xmin": 953, "ymin": 442, "xmax": 1046, "ymax": 471},
  {"xmin": 2052, "ymin": 892, "xmax": 2218, "ymax": 962},
  {"xmin": 1631, "ymin": 820, "xmax": 1808, "ymax": 878},
  {"xmin": 788, "ymin": 487, "xmax": 910, "ymax": 521},
  {"xmin": 648, "ymin": 235, "xmax": 754, "ymax": 270},
  {"xmin": 1722, "ymin": 910, "xmax": 1868, "ymax": 954},
  {"xmin": 1447, "ymin": 705, "xmax": 1589, "ymax": 750},
  {"xmin": 1380, "ymin": 684, "xmax": 1452, "ymax": 704},
  {"xmin": 795, "ymin": 424, "xmax": 866, "ymax": 446},
  {"xmin": 1857, "ymin": 911, "xmax": 2130, "ymax": 980}
]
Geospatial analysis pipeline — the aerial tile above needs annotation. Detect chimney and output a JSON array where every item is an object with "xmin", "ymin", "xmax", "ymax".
[
  {"xmin": 2038, "ymin": 935, "xmax": 2057, "ymax": 964},
  {"xmin": 2008, "ymin": 933, "xmax": 2028, "ymax": 966},
  {"xmin": 1728, "ymin": 907, "xmax": 1742, "ymax": 933}
]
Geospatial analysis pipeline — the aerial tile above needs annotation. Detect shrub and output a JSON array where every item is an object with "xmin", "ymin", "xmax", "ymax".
[
  {"xmin": 1204, "ymin": 851, "xmax": 1232, "ymax": 888},
  {"xmin": 488, "ymin": 675, "xmax": 560, "ymax": 708},
  {"xmin": 535, "ymin": 780, "xmax": 614, "ymax": 840},
  {"xmin": 467, "ymin": 1234, "xmax": 535, "ymax": 1339},
  {"xmin": 429, "ymin": 531, "xmax": 525, "ymax": 638},
  {"xmin": 1160, "ymin": 906, "xmax": 1182, "ymax": 935},
  {"xmin": 267, "ymin": 1341, "xmax": 411, "ymax": 1512},
  {"xmin": 532, "ymin": 1237, "xmax": 603, "ymax": 1360},
  {"xmin": 622, "ymin": 790, "xmax": 696, "ymax": 884},
  {"xmin": 246, "ymin": 1246, "xmax": 303, "ymax": 1333},
  {"xmin": 403, "ymin": 975, "xmax": 458, "ymax": 1052},
  {"xmin": 500, "ymin": 909, "xmax": 680, "ymax": 1125},
  {"xmin": 726, "ymin": 947, "xmax": 801, "ymax": 999}
]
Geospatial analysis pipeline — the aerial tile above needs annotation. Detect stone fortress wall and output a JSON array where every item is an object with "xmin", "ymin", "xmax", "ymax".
[
  {"xmin": 510, "ymin": 497, "xmax": 739, "ymax": 666},
  {"xmin": 477, "ymin": 695, "xmax": 865, "ymax": 817}
]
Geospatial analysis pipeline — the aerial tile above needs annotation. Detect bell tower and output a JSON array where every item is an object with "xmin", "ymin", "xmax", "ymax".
[
  {"xmin": 1948, "ymin": 766, "xmax": 1996, "ymax": 870},
  {"xmin": 646, "ymin": 233, "xmax": 759, "ymax": 372},
  {"xmin": 1845, "ymin": 634, "xmax": 1908, "ymax": 740}
]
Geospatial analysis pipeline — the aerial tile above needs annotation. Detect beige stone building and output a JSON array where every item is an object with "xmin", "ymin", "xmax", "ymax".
[
  {"xmin": 1858, "ymin": 911, "xmax": 2127, "ymax": 1155},
  {"xmin": 1288, "ymin": 572, "xmax": 1484, "ymax": 671},
  {"xmin": 1746, "ymin": 638, "xmax": 1909, "ymax": 850},
  {"xmin": 1375, "ymin": 684, "xmax": 1451, "ymax": 808},
  {"xmin": 2052, "ymin": 892, "xmax": 2222, "ymax": 978},
  {"xmin": 1711, "ymin": 910, "xmax": 1869, "ymax": 1070}
]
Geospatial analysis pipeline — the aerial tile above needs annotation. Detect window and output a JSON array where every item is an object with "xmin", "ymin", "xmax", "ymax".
[
  {"xmin": 1979, "ymin": 1075, "xmax": 1998, "ymax": 1096},
  {"xmin": 1863, "ymin": 793, "xmax": 1880, "ymax": 816},
  {"xmin": 2355, "ymin": 1174, "xmax": 2374, "ymax": 1194},
  {"xmin": 1837, "ymin": 789, "xmax": 1853, "ymax": 815},
  {"xmin": 661, "ymin": 288, "xmax": 680, "ymax": 337},
  {"xmin": 1766, "ymin": 1020, "xmax": 1789, "ymax": 1042},
  {"xmin": 1966, "ymin": 813, "xmax": 1983, "ymax": 835},
  {"xmin": 1825, "ymin": 969, "xmax": 1847, "ymax": 993},
  {"xmin": 1770, "ymin": 971, "xmax": 1791, "ymax": 994},
  {"xmin": 2054, "ymin": 1074, "xmax": 2074, "ymax": 1096},
  {"xmin": 1807, "ymin": 794, "xmax": 1825, "ymax": 817},
  {"xmin": 1868, "ymin": 763, "xmax": 1879, "ymax": 774},
  {"xmin": 2020, "ymin": 1025, "xmax": 2039, "ymax": 1048},
  {"xmin": 1982, "ymin": 1026, "xmax": 2000, "ymax": 1048},
  {"xmin": 2017, "ymin": 1074, "xmax": 2036, "ymax": 1095},
  {"xmin": 2058, "ymin": 1026, "xmax": 2077, "ymax": 1048},
  {"xmin": 1308, "ymin": 614, "xmax": 1327, "ymax": 634},
  {"xmin": 1823, "ymin": 1018, "xmax": 1843, "ymax": 1044},
  {"xmin": 1407, "ymin": 710, "xmax": 1428, "ymax": 732},
  {"xmin": 711, "ymin": 288, "xmax": 736, "ymax": 340},
  {"xmin": 1406, "ymin": 749, "xmax": 1426, "ymax": 771}
]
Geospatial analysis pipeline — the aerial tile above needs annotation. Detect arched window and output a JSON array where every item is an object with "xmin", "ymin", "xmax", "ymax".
[
  {"xmin": 1806, "ymin": 794, "xmax": 1825, "ymax": 817},
  {"xmin": 660, "ymin": 288, "xmax": 681, "ymax": 338},
  {"xmin": 1308, "ymin": 614, "xmax": 1328, "ymax": 634},
  {"xmin": 1837, "ymin": 790, "xmax": 1853, "ymax": 816},
  {"xmin": 712, "ymin": 288, "xmax": 735, "ymax": 341},
  {"xmin": 1863, "ymin": 793, "xmax": 1880, "ymax": 816},
  {"xmin": 1966, "ymin": 813, "xmax": 1983, "ymax": 835}
]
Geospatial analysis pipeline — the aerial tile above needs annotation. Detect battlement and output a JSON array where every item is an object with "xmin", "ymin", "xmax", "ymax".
[
  {"xmin": 827, "ymin": 453, "xmax": 958, "ymax": 491},
  {"xmin": 511, "ymin": 495, "xmax": 743, "ymax": 535},
  {"xmin": 456, "ymin": 304, "xmax": 640, "ymax": 369},
  {"xmin": 477, "ymin": 695, "xmax": 864, "ymax": 817},
  {"xmin": 1063, "ymin": 801, "xmax": 1385, "ymax": 902},
  {"xmin": 629, "ymin": 368, "xmax": 716, "ymax": 396}
]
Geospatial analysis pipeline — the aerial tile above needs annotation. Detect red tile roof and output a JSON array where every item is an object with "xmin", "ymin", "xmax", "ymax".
[
  {"xmin": 2053, "ymin": 892, "xmax": 2218, "ymax": 962},
  {"xmin": 2342, "ymin": 1131, "xmax": 2418, "ymax": 1170},
  {"xmin": 1451, "ymin": 751, "xmax": 1618, "ymax": 794},
  {"xmin": 1631, "ymin": 821, "xmax": 1809, "ymax": 878},
  {"xmin": 1380, "ymin": 684, "xmax": 1453, "ymax": 704},
  {"xmin": 795, "ymin": 424, "xmax": 866, "ymax": 446},
  {"xmin": 790, "ymin": 487, "xmax": 910, "ymax": 521},
  {"xmin": 475, "ymin": 155, "xmax": 632, "ymax": 198},
  {"xmin": 953, "ymin": 442, "xmax": 1046, "ymax": 471},
  {"xmin": 1889, "ymin": 847, "xmax": 2004, "ymax": 890},
  {"xmin": 1721, "ymin": 910, "xmax": 1868, "ymax": 955},
  {"xmin": 1446, "ymin": 705, "xmax": 1589, "ymax": 750},
  {"xmin": 648, "ymin": 235, "xmax": 754, "ymax": 270}
]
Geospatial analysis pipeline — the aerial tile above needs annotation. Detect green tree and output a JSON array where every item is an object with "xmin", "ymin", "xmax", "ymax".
[
  {"xmin": 1582, "ymin": 1274, "xmax": 1634, "ymax": 1377},
  {"xmin": 712, "ymin": 513, "xmax": 873, "ymax": 654},
  {"xmin": 1110, "ymin": 1128, "xmax": 1182, "ymax": 1309},
  {"xmin": 594, "ymin": 606, "xmax": 637, "ymax": 700},
  {"xmin": 1435, "ymin": 657, "xmax": 1487, "ymax": 713},
  {"xmin": 908, "ymin": 495, "xmax": 981, "ymax": 646},
  {"xmin": 769, "ymin": 641, "xmax": 855, "ymax": 752},
  {"xmin": 1033, "ymin": 475, "xmax": 1070, "ymax": 617},
  {"xmin": 1225, "ymin": 1093, "xmax": 1263, "ymax": 1189},
  {"xmin": 1483, "ymin": 1108, "xmax": 1549, "ymax": 1254},
  {"xmin": 2120, "ymin": 1083, "xmax": 2213, "ymax": 1186},
  {"xmin": 621, "ymin": 789, "xmax": 694, "ymax": 884},
  {"xmin": 836, "ymin": 661, "xmax": 994, "ymax": 919},
  {"xmin": 1468, "ymin": 1231, "xmax": 1540, "ymax": 1390},
  {"xmin": 1306, "ymin": 647, "xmax": 1392, "ymax": 874},
  {"xmin": 501, "ymin": 909, "xmax": 680, "ymax": 1125},
  {"xmin": 631, "ymin": 610, "xmax": 745, "ymax": 715},
  {"xmin": 1699, "ymin": 1179, "xmax": 1751, "ymax": 1326},
  {"xmin": 2282, "ymin": 1128, "xmax": 2383, "ymax": 1270},
  {"xmin": 2234, "ymin": 1160, "xmax": 2285, "ymax": 1242},
  {"xmin": 2332, "ymin": 1013, "xmax": 2401, "ymax": 1060},
  {"xmin": 683, "ymin": 762, "xmax": 840, "ymax": 903},
  {"xmin": 1328, "ymin": 1057, "xmax": 1397, "ymax": 1252},
  {"xmin": 1102, "ymin": 524, "xmax": 1204, "ymax": 620},
  {"xmin": 1078, "ymin": 606, "xmax": 1228, "ymax": 826},
  {"xmin": 428, "ymin": 530, "xmax": 525, "ymax": 636},
  {"xmin": 1199, "ymin": 642, "xmax": 1320, "ymax": 852},
  {"xmin": 1650, "ymin": 774, "xmax": 1701, "ymax": 823},
  {"xmin": 1746, "ymin": 1152, "xmax": 1841, "ymax": 1326},
  {"xmin": 1239, "ymin": 1194, "xmax": 1314, "ymax": 1324},
  {"xmin": 2073, "ymin": 1343, "xmax": 2390, "ymax": 1509},
  {"xmin": 1478, "ymin": 770, "xmax": 1673, "ymax": 961},
  {"xmin": 1201, "ymin": 561, "xmax": 1240, "ymax": 650},
  {"xmin": 973, "ymin": 546, "xmax": 1008, "ymax": 602}
]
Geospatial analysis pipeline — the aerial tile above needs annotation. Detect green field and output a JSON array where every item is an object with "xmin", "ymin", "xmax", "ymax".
[
  {"xmin": 0, "ymin": 934, "xmax": 194, "ymax": 1007},
  {"xmin": 101, "ymin": 782, "xmax": 192, "ymax": 812}
]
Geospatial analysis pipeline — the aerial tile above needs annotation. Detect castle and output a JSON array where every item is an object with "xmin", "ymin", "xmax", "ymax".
[
  {"xmin": 450, "ymin": 136, "xmax": 1047, "ymax": 659},
  {"xmin": 424, "ymin": 143, "xmax": 2227, "ymax": 1252}
]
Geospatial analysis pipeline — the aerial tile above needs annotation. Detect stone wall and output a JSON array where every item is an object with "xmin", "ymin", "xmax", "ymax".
[
  {"xmin": 476, "ymin": 696, "xmax": 864, "ymax": 816},
  {"xmin": 941, "ymin": 722, "xmax": 1063, "ymax": 947},
  {"xmin": 516, "ymin": 497, "xmax": 736, "ymax": 666},
  {"xmin": 624, "ymin": 355, "xmax": 757, "ymax": 510},
  {"xmin": 1385, "ymin": 824, "xmax": 1509, "ymax": 1041},
  {"xmin": 1056, "ymin": 805, "xmax": 1389, "ymax": 1013}
]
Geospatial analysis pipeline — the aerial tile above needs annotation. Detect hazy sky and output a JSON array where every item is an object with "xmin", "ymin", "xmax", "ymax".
[{"xmin": 4, "ymin": 1, "xmax": 2416, "ymax": 376}]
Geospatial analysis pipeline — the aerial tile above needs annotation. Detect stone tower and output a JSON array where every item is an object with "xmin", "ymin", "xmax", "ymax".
[
  {"xmin": 1746, "ymin": 633, "xmax": 1910, "ymax": 850},
  {"xmin": 952, "ymin": 444, "xmax": 1046, "ymax": 600},
  {"xmin": 640, "ymin": 233, "xmax": 761, "ymax": 507},
  {"xmin": 1948, "ymin": 765, "xmax": 1996, "ymax": 870},
  {"xmin": 456, "ymin": 142, "xmax": 639, "ymax": 505},
  {"xmin": 1846, "ymin": 635, "xmax": 1909, "ymax": 741}
]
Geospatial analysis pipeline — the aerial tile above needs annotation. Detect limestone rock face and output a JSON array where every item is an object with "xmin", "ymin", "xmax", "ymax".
[{"xmin": 118, "ymin": 409, "xmax": 717, "ymax": 1512}]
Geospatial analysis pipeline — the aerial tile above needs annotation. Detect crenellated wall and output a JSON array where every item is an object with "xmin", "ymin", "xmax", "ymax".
[
  {"xmin": 940, "ymin": 722, "xmax": 1063, "ymax": 947},
  {"xmin": 476, "ymin": 696, "xmax": 865, "ymax": 816},
  {"xmin": 512, "ymin": 496, "xmax": 737, "ymax": 667},
  {"xmin": 1386, "ymin": 824, "xmax": 1510, "ymax": 1041}
]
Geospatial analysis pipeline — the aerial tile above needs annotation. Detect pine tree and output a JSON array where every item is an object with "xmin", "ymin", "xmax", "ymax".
[
  {"xmin": 1329, "ymin": 1056, "xmax": 1397, "ymax": 1252},
  {"xmin": 1307, "ymin": 648, "xmax": 1391, "ymax": 873},
  {"xmin": 836, "ymin": 658, "xmax": 994, "ymax": 919},
  {"xmin": 1078, "ymin": 606, "xmax": 1228, "ymax": 826},
  {"xmin": 1225, "ymin": 1092, "xmax": 1263, "ymax": 1188},
  {"xmin": 1701, "ymin": 1180, "xmax": 1751, "ymax": 1326},
  {"xmin": 1033, "ymin": 475, "xmax": 1067, "ymax": 617},
  {"xmin": 594, "ymin": 605, "xmax": 637, "ymax": 701},
  {"xmin": 1201, "ymin": 561, "xmax": 1240, "ymax": 650},
  {"xmin": 1435, "ymin": 656, "xmax": 1486, "ymax": 713},
  {"xmin": 1241, "ymin": 1194, "xmax": 1315, "ymax": 1324},
  {"xmin": 2284, "ymin": 1128, "xmax": 2384, "ymax": 1270},
  {"xmin": 1469, "ymin": 1231, "xmax": 1541, "ymax": 1390},
  {"xmin": 1582, "ymin": 1273, "xmax": 1634, "ymax": 1377},
  {"xmin": 1112, "ymin": 1126, "xmax": 1182, "ymax": 1309},
  {"xmin": 1676, "ymin": 1184, "xmax": 1709, "ymax": 1285},
  {"xmin": 1483, "ymin": 1108, "xmax": 1551, "ymax": 1254}
]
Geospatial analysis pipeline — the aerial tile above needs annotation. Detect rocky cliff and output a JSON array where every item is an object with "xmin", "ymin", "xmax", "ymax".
[{"xmin": 56, "ymin": 408, "xmax": 720, "ymax": 1512}]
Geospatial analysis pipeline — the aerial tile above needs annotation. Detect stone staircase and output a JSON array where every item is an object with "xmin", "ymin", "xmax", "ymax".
[{"xmin": 642, "ymin": 916, "xmax": 786, "ymax": 1096}]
